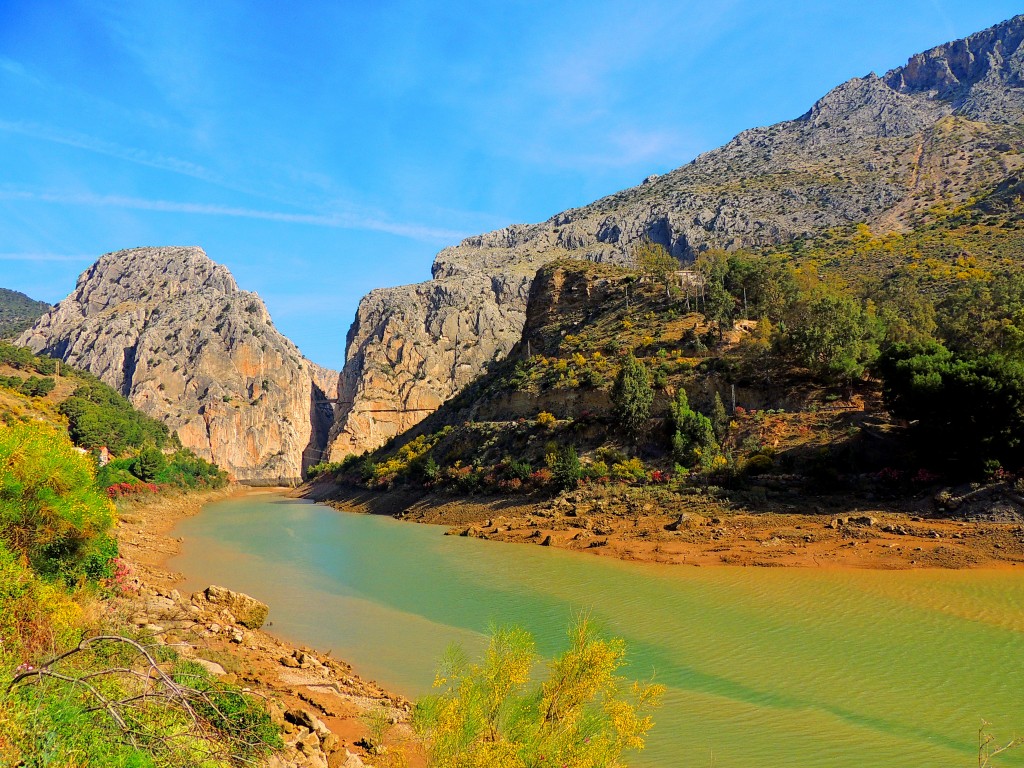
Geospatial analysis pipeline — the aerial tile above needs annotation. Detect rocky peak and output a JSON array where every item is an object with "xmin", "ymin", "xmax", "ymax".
[
  {"xmin": 75, "ymin": 246, "xmax": 239, "ymax": 307},
  {"xmin": 20, "ymin": 247, "xmax": 336, "ymax": 483},
  {"xmin": 883, "ymin": 14, "xmax": 1024, "ymax": 119}
]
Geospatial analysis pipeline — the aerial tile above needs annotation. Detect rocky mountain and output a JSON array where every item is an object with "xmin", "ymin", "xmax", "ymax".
[
  {"xmin": 19, "ymin": 247, "xmax": 336, "ymax": 483},
  {"xmin": 327, "ymin": 14, "xmax": 1024, "ymax": 460},
  {"xmin": 0, "ymin": 288, "xmax": 50, "ymax": 339}
]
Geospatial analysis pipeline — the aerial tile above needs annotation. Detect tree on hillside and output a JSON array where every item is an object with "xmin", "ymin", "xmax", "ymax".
[
  {"xmin": 876, "ymin": 341, "xmax": 1024, "ymax": 474},
  {"xmin": 634, "ymin": 241, "xmax": 679, "ymax": 296},
  {"xmin": 134, "ymin": 446, "xmax": 167, "ymax": 482},
  {"xmin": 936, "ymin": 272, "xmax": 1024, "ymax": 357},
  {"xmin": 724, "ymin": 252, "xmax": 798, "ymax": 321},
  {"xmin": 611, "ymin": 354, "xmax": 653, "ymax": 438},
  {"xmin": 694, "ymin": 250, "xmax": 734, "ymax": 336},
  {"xmin": 781, "ymin": 290, "xmax": 882, "ymax": 385},
  {"xmin": 711, "ymin": 391, "xmax": 729, "ymax": 442}
]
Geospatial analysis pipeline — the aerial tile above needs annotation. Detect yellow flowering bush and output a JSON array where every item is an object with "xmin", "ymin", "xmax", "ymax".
[{"xmin": 413, "ymin": 620, "xmax": 663, "ymax": 768}]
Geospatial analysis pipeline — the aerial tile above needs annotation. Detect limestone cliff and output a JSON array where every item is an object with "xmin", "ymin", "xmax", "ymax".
[
  {"xmin": 19, "ymin": 247, "xmax": 336, "ymax": 483},
  {"xmin": 327, "ymin": 14, "xmax": 1024, "ymax": 459}
]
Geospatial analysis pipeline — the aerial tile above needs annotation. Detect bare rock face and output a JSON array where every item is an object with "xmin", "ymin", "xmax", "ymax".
[
  {"xmin": 327, "ymin": 15, "xmax": 1024, "ymax": 459},
  {"xmin": 19, "ymin": 247, "xmax": 336, "ymax": 482},
  {"xmin": 327, "ymin": 267, "xmax": 532, "ymax": 457}
]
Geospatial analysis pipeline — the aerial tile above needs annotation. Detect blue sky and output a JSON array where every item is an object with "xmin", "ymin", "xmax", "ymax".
[{"xmin": 0, "ymin": 1, "xmax": 1020, "ymax": 369}]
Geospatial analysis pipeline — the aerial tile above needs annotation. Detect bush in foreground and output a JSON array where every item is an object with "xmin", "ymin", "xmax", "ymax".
[
  {"xmin": 413, "ymin": 620, "xmax": 662, "ymax": 768},
  {"xmin": 0, "ymin": 422, "xmax": 116, "ymax": 583}
]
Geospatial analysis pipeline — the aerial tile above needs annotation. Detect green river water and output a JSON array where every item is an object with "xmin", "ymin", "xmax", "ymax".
[{"xmin": 168, "ymin": 493, "xmax": 1024, "ymax": 767}]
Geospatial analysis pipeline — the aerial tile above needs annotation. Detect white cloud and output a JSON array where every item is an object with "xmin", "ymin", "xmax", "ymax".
[
  {"xmin": 0, "ymin": 119, "xmax": 225, "ymax": 186},
  {"xmin": 0, "ymin": 188, "xmax": 466, "ymax": 243}
]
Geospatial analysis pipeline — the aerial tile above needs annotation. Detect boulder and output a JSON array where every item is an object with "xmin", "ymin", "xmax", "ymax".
[
  {"xmin": 193, "ymin": 658, "xmax": 227, "ymax": 676},
  {"xmin": 200, "ymin": 585, "xmax": 269, "ymax": 629}
]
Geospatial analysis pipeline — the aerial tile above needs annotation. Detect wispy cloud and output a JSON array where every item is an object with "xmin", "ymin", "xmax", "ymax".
[
  {"xmin": 0, "ymin": 119, "xmax": 225, "ymax": 186},
  {"xmin": 0, "ymin": 56, "xmax": 42, "ymax": 86},
  {"xmin": 0, "ymin": 188, "xmax": 465, "ymax": 243}
]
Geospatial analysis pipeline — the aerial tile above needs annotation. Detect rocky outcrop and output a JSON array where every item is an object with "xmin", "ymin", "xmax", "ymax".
[
  {"xmin": 18, "ymin": 247, "xmax": 336, "ymax": 482},
  {"xmin": 195, "ymin": 585, "xmax": 269, "ymax": 629},
  {"xmin": 327, "ymin": 15, "xmax": 1024, "ymax": 459},
  {"xmin": 326, "ymin": 267, "xmax": 533, "ymax": 458}
]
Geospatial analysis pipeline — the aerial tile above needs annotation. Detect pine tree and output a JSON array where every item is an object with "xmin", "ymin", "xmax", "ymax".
[
  {"xmin": 611, "ymin": 354, "xmax": 653, "ymax": 437},
  {"xmin": 711, "ymin": 391, "xmax": 729, "ymax": 441},
  {"xmin": 135, "ymin": 446, "xmax": 166, "ymax": 482}
]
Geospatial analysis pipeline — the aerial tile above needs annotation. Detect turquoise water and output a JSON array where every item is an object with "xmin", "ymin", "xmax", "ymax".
[{"xmin": 169, "ymin": 493, "xmax": 1024, "ymax": 767}]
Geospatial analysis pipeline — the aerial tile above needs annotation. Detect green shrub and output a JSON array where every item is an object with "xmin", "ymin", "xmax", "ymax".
[
  {"xmin": 877, "ymin": 341, "xmax": 1024, "ymax": 475},
  {"xmin": 668, "ymin": 389, "xmax": 719, "ymax": 468},
  {"xmin": 552, "ymin": 445, "xmax": 581, "ymax": 491},
  {"xmin": 95, "ymin": 458, "xmax": 140, "ymax": 489},
  {"xmin": 0, "ymin": 342, "xmax": 56, "ymax": 374},
  {"xmin": 171, "ymin": 660, "xmax": 282, "ymax": 758},
  {"xmin": 134, "ymin": 446, "xmax": 166, "ymax": 482},
  {"xmin": 0, "ymin": 423, "xmax": 116, "ymax": 583},
  {"xmin": 306, "ymin": 461, "xmax": 345, "ymax": 480},
  {"xmin": 0, "ymin": 543, "xmax": 83, "ymax": 661},
  {"xmin": 19, "ymin": 376, "xmax": 56, "ymax": 397},
  {"xmin": 506, "ymin": 459, "xmax": 533, "ymax": 482},
  {"xmin": 155, "ymin": 449, "xmax": 228, "ymax": 489},
  {"xmin": 596, "ymin": 446, "xmax": 628, "ymax": 465},
  {"xmin": 743, "ymin": 453, "xmax": 774, "ymax": 476},
  {"xmin": 2, "ymin": 687, "xmax": 159, "ymax": 768},
  {"xmin": 611, "ymin": 457, "xmax": 648, "ymax": 483}
]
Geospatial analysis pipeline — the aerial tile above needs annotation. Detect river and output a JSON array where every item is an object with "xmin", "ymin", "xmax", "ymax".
[{"xmin": 169, "ymin": 492, "xmax": 1024, "ymax": 767}]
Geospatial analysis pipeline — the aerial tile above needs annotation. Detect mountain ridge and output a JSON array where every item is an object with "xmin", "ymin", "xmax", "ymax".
[{"xmin": 326, "ymin": 14, "xmax": 1024, "ymax": 460}]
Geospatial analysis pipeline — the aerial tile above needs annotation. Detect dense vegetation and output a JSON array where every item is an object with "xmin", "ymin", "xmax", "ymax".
[
  {"xmin": 58, "ymin": 373, "xmax": 173, "ymax": 452},
  {"xmin": 0, "ymin": 287, "xmax": 49, "ymax": 339},
  {"xmin": 0, "ymin": 424, "xmax": 116, "ymax": 584},
  {"xmin": 0, "ymin": 423, "xmax": 273, "ymax": 766},
  {"xmin": 1, "ymin": 341, "xmax": 173, "ymax": 453},
  {"xmin": 97, "ymin": 447, "xmax": 228, "ymax": 492}
]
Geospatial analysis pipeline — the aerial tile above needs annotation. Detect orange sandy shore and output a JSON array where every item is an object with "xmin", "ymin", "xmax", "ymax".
[{"xmin": 301, "ymin": 483, "xmax": 1024, "ymax": 571}]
